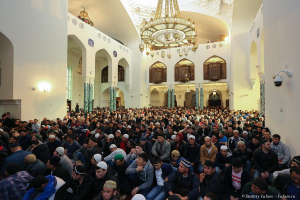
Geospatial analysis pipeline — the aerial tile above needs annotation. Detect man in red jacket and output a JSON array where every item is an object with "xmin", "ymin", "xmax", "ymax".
[{"xmin": 120, "ymin": 134, "xmax": 129, "ymax": 151}]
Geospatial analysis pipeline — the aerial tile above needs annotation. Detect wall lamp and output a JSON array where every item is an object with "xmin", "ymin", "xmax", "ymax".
[{"xmin": 37, "ymin": 82, "xmax": 52, "ymax": 92}]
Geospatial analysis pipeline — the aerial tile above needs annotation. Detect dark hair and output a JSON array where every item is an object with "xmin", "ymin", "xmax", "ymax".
[
  {"xmin": 290, "ymin": 166, "xmax": 300, "ymax": 175},
  {"xmin": 5, "ymin": 163, "xmax": 20, "ymax": 175},
  {"xmin": 135, "ymin": 143, "xmax": 143, "ymax": 148},
  {"xmin": 252, "ymin": 177, "xmax": 268, "ymax": 191},
  {"xmin": 31, "ymin": 140, "xmax": 39, "ymax": 145},
  {"xmin": 153, "ymin": 156, "xmax": 162, "ymax": 164},
  {"xmin": 158, "ymin": 127, "xmax": 163, "ymax": 131},
  {"xmin": 272, "ymin": 134, "xmax": 281, "ymax": 140},
  {"xmin": 147, "ymin": 128, "xmax": 152, "ymax": 132},
  {"xmin": 138, "ymin": 152, "xmax": 149, "ymax": 163},
  {"xmin": 66, "ymin": 134, "xmax": 75, "ymax": 140},
  {"xmin": 157, "ymin": 133, "xmax": 164, "ymax": 138},
  {"xmin": 252, "ymin": 136, "xmax": 259, "ymax": 141},
  {"xmin": 224, "ymin": 127, "xmax": 228, "ymax": 130},
  {"xmin": 31, "ymin": 175, "xmax": 49, "ymax": 189},
  {"xmin": 141, "ymin": 125, "xmax": 146, "ymax": 129},
  {"xmin": 212, "ymin": 134, "xmax": 219, "ymax": 140},
  {"xmin": 205, "ymin": 193, "xmax": 220, "ymax": 200}
]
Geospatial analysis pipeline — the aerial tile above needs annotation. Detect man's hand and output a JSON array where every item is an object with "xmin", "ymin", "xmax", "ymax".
[
  {"xmin": 130, "ymin": 148, "xmax": 135, "ymax": 154},
  {"xmin": 168, "ymin": 191, "xmax": 174, "ymax": 196},
  {"xmin": 264, "ymin": 171, "xmax": 269, "ymax": 178},
  {"xmin": 199, "ymin": 173, "xmax": 205, "ymax": 182},
  {"xmin": 261, "ymin": 172, "xmax": 266, "ymax": 179},
  {"xmin": 136, "ymin": 165, "xmax": 144, "ymax": 172},
  {"xmin": 191, "ymin": 163, "xmax": 194, "ymax": 166},
  {"xmin": 131, "ymin": 187, "xmax": 139, "ymax": 196},
  {"xmin": 225, "ymin": 163, "xmax": 231, "ymax": 167},
  {"xmin": 172, "ymin": 161, "xmax": 177, "ymax": 167}
]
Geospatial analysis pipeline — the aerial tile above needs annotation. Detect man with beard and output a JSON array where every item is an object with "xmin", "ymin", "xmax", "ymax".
[{"xmin": 93, "ymin": 180, "xmax": 121, "ymax": 200}]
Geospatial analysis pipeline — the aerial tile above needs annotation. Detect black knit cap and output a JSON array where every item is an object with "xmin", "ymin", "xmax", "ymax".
[
  {"xmin": 6, "ymin": 162, "xmax": 20, "ymax": 175},
  {"xmin": 231, "ymin": 158, "xmax": 243, "ymax": 168},
  {"xmin": 30, "ymin": 175, "xmax": 49, "ymax": 189},
  {"xmin": 204, "ymin": 160, "xmax": 215, "ymax": 168},
  {"xmin": 49, "ymin": 156, "xmax": 60, "ymax": 166},
  {"xmin": 74, "ymin": 165, "xmax": 86, "ymax": 175},
  {"xmin": 252, "ymin": 177, "xmax": 268, "ymax": 191}
]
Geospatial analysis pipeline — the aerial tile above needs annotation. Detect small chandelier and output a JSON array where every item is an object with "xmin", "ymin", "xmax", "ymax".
[
  {"xmin": 139, "ymin": 0, "xmax": 197, "ymax": 52},
  {"xmin": 186, "ymin": 86, "xmax": 191, "ymax": 93},
  {"xmin": 77, "ymin": 9, "xmax": 94, "ymax": 26},
  {"xmin": 76, "ymin": 57, "xmax": 82, "ymax": 75}
]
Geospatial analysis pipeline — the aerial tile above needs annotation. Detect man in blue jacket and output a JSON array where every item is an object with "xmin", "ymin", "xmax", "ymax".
[
  {"xmin": 164, "ymin": 160, "xmax": 200, "ymax": 200},
  {"xmin": 146, "ymin": 156, "xmax": 173, "ymax": 200}
]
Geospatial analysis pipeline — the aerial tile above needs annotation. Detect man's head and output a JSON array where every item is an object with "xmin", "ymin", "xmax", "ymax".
[
  {"xmin": 135, "ymin": 144, "xmax": 143, "ymax": 155},
  {"xmin": 252, "ymin": 136, "xmax": 259, "ymax": 145},
  {"xmin": 233, "ymin": 130, "xmax": 239, "ymax": 138},
  {"xmin": 231, "ymin": 158, "xmax": 243, "ymax": 173},
  {"xmin": 115, "ymin": 130, "xmax": 121, "ymax": 138},
  {"xmin": 72, "ymin": 165, "xmax": 86, "ymax": 180},
  {"xmin": 122, "ymin": 134, "xmax": 129, "ymax": 142},
  {"xmin": 290, "ymin": 166, "xmax": 300, "ymax": 186},
  {"xmin": 66, "ymin": 134, "xmax": 75, "ymax": 142},
  {"xmin": 140, "ymin": 136, "xmax": 147, "ymax": 146},
  {"xmin": 10, "ymin": 143, "xmax": 21, "ymax": 153},
  {"xmin": 48, "ymin": 134, "xmax": 56, "ymax": 143},
  {"xmin": 95, "ymin": 161, "xmax": 108, "ymax": 179},
  {"xmin": 30, "ymin": 175, "xmax": 49, "ymax": 191},
  {"xmin": 102, "ymin": 180, "xmax": 118, "ymax": 200},
  {"xmin": 114, "ymin": 154, "xmax": 125, "ymax": 166},
  {"xmin": 20, "ymin": 130, "xmax": 27, "ymax": 137},
  {"xmin": 9, "ymin": 136, "xmax": 17, "ymax": 144},
  {"xmin": 109, "ymin": 144, "xmax": 117, "ymax": 152},
  {"xmin": 261, "ymin": 140, "xmax": 271, "ymax": 151},
  {"xmin": 5, "ymin": 162, "xmax": 20, "ymax": 177},
  {"xmin": 220, "ymin": 146, "xmax": 228, "ymax": 157},
  {"xmin": 53, "ymin": 147, "xmax": 64, "ymax": 157},
  {"xmin": 24, "ymin": 154, "xmax": 36, "ymax": 165},
  {"xmin": 251, "ymin": 177, "xmax": 268, "ymax": 195},
  {"xmin": 88, "ymin": 137, "xmax": 98, "ymax": 149},
  {"xmin": 157, "ymin": 133, "xmax": 165, "ymax": 143},
  {"xmin": 171, "ymin": 150, "xmax": 180, "ymax": 161},
  {"xmin": 211, "ymin": 135, "xmax": 219, "ymax": 143},
  {"xmin": 218, "ymin": 131, "xmax": 225, "ymax": 139},
  {"xmin": 188, "ymin": 135, "xmax": 196, "ymax": 145},
  {"xmin": 212, "ymin": 125, "xmax": 219, "ymax": 132},
  {"xmin": 203, "ymin": 160, "xmax": 215, "ymax": 176},
  {"xmin": 272, "ymin": 134, "xmax": 281, "ymax": 145},
  {"xmin": 264, "ymin": 131, "xmax": 271, "ymax": 140},
  {"xmin": 237, "ymin": 141, "xmax": 246, "ymax": 151},
  {"xmin": 178, "ymin": 160, "xmax": 190, "ymax": 174},
  {"xmin": 136, "ymin": 152, "xmax": 148, "ymax": 166},
  {"xmin": 291, "ymin": 156, "xmax": 300, "ymax": 167},
  {"xmin": 242, "ymin": 131, "xmax": 248, "ymax": 138},
  {"xmin": 91, "ymin": 154, "xmax": 102, "ymax": 165},
  {"xmin": 153, "ymin": 156, "xmax": 162, "ymax": 171},
  {"xmin": 46, "ymin": 156, "xmax": 60, "ymax": 170},
  {"xmin": 204, "ymin": 136, "xmax": 212, "ymax": 147}
]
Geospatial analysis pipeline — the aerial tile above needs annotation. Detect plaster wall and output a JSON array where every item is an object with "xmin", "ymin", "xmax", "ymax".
[
  {"xmin": 263, "ymin": 0, "xmax": 300, "ymax": 158},
  {"xmin": 0, "ymin": 0, "xmax": 68, "ymax": 121}
]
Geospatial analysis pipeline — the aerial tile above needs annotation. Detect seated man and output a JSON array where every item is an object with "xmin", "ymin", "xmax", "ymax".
[
  {"xmin": 93, "ymin": 180, "xmax": 121, "ymax": 200},
  {"xmin": 170, "ymin": 150, "xmax": 193, "ymax": 172},
  {"xmin": 223, "ymin": 158, "xmax": 251, "ymax": 199},
  {"xmin": 232, "ymin": 141, "xmax": 253, "ymax": 172},
  {"xmin": 214, "ymin": 145, "xmax": 232, "ymax": 174},
  {"xmin": 185, "ymin": 135, "xmax": 200, "ymax": 171},
  {"xmin": 151, "ymin": 133, "xmax": 171, "ymax": 163},
  {"xmin": 0, "ymin": 163, "xmax": 33, "ymax": 200},
  {"xmin": 104, "ymin": 144, "xmax": 127, "ymax": 167},
  {"xmin": 273, "ymin": 166, "xmax": 300, "ymax": 200},
  {"xmin": 146, "ymin": 156, "xmax": 173, "ymax": 200},
  {"xmin": 228, "ymin": 130, "xmax": 244, "ymax": 153},
  {"xmin": 24, "ymin": 154, "xmax": 46, "ymax": 177},
  {"xmin": 273, "ymin": 155, "xmax": 300, "ymax": 178},
  {"xmin": 199, "ymin": 136, "xmax": 218, "ymax": 173},
  {"xmin": 253, "ymin": 140, "xmax": 278, "ymax": 183},
  {"xmin": 126, "ymin": 143, "xmax": 144, "ymax": 162},
  {"xmin": 125, "ymin": 152, "xmax": 154, "ymax": 197},
  {"xmin": 87, "ymin": 153, "xmax": 102, "ymax": 177},
  {"xmin": 271, "ymin": 134, "xmax": 291, "ymax": 170},
  {"xmin": 94, "ymin": 161, "xmax": 119, "ymax": 198},
  {"xmin": 246, "ymin": 136, "xmax": 261, "ymax": 152},
  {"xmin": 113, "ymin": 154, "xmax": 133, "ymax": 195},
  {"xmin": 54, "ymin": 165, "xmax": 94, "ymax": 200},
  {"xmin": 199, "ymin": 160, "xmax": 227, "ymax": 199},
  {"xmin": 240, "ymin": 177, "xmax": 280, "ymax": 200},
  {"xmin": 53, "ymin": 147, "xmax": 73, "ymax": 176},
  {"xmin": 218, "ymin": 130, "xmax": 228, "ymax": 147},
  {"xmin": 62, "ymin": 134, "xmax": 81, "ymax": 160},
  {"xmin": 44, "ymin": 156, "xmax": 71, "ymax": 182},
  {"xmin": 23, "ymin": 175, "xmax": 65, "ymax": 200},
  {"xmin": 165, "ymin": 160, "xmax": 200, "ymax": 200}
]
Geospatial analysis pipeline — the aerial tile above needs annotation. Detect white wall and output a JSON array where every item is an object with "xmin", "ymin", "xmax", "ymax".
[
  {"xmin": 0, "ymin": 0, "xmax": 68, "ymax": 121},
  {"xmin": 263, "ymin": 0, "xmax": 300, "ymax": 157}
]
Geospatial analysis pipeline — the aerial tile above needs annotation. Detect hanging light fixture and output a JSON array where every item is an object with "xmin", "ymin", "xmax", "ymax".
[
  {"xmin": 77, "ymin": 9, "xmax": 94, "ymax": 26},
  {"xmin": 186, "ymin": 86, "xmax": 191, "ymax": 92},
  {"xmin": 139, "ymin": 0, "xmax": 197, "ymax": 52},
  {"xmin": 76, "ymin": 57, "xmax": 82, "ymax": 75}
]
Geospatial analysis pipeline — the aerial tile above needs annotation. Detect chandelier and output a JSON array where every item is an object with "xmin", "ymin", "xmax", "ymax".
[
  {"xmin": 139, "ymin": 0, "xmax": 198, "ymax": 53},
  {"xmin": 77, "ymin": 9, "xmax": 94, "ymax": 26},
  {"xmin": 76, "ymin": 57, "xmax": 82, "ymax": 75}
]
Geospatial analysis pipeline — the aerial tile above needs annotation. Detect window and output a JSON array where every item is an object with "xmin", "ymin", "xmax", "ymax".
[
  {"xmin": 101, "ymin": 66, "xmax": 108, "ymax": 83},
  {"xmin": 175, "ymin": 59, "xmax": 195, "ymax": 82},
  {"xmin": 118, "ymin": 65, "xmax": 125, "ymax": 82},
  {"xmin": 149, "ymin": 62, "xmax": 167, "ymax": 83},
  {"xmin": 203, "ymin": 56, "xmax": 226, "ymax": 80},
  {"xmin": 67, "ymin": 67, "xmax": 73, "ymax": 100}
]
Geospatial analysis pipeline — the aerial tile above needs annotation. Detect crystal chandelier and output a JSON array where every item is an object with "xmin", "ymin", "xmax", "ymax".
[
  {"xmin": 77, "ymin": 9, "xmax": 94, "ymax": 26},
  {"xmin": 76, "ymin": 57, "xmax": 82, "ymax": 75},
  {"xmin": 139, "ymin": 0, "xmax": 198, "ymax": 53}
]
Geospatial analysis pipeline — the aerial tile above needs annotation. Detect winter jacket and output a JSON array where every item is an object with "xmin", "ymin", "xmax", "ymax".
[
  {"xmin": 165, "ymin": 169, "xmax": 200, "ymax": 200},
  {"xmin": 54, "ymin": 174, "xmax": 94, "ymax": 200},
  {"xmin": 25, "ymin": 159, "xmax": 46, "ymax": 177},
  {"xmin": 142, "ymin": 140, "xmax": 153, "ymax": 162},
  {"xmin": 200, "ymin": 171, "xmax": 227, "ymax": 199},
  {"xmin": 240, "ymin": 182, "xmax": 280, "ymax": 200},
  {"xmin": 32, "ymin": 143, "xmax": 51, "ymax": 164},
  {"xmin": 273, "ymin": 173, "xmax": 296, "ymax": 196},
  {"xmin": 59, "ymin": 155, "xmax": 73, "ymax": 176},
  {"xmin": 152, "ymin": 163, "xmax": 173, "ymax": 186},
  {"xmin": 151, "ymin": 139, "xmax": 171, "ymax": 162},
  {"xmin": 1, "ymin": 150, "xmax": 32, "ymax": 175},
  {"xmin": 214, "ymin": 151, "xmax": 232, "ymax": 171},
  {"xmin": 74, "ymin": 123, "xmax": 89, "ymax": 145},
  {"xmin": 271, "ymin": 141, "xmax": 291, "ymax": 164},
  {"xmin": 0, "ymin": 146, "xmax": 8, "ymax": 170},
  {"xmin": 246, "ymin": 140, "xmax": 261, "ymax": 152},
  {"xmin": 171, "ymin": 140, "xmax": 187, "ymax": 158},
  {"xmin": 223, "ymin": 166, "xmax": 251, "ymax": 197},
  {"xmin": 185, "ymin": 142, "xmax": 200, "ymax": 164},
  {"xmin": 200, "ymin": 144, "xmax": 218, "ymax": 164},
  {"xmin": 47, "ymin": 140, "xmax": 62, "ymax": 157},
  {"xmin": 92, "ymin": 190, "xmax": 121, "ymax": 200},
  {"xmin": 19, "ymin": 134, "xmax": 32, "ymax": 150},
  {"xmin": 228, "ymin": 136, "xmax": 244, "ymax": 152},
  {"xmin": 125, "ymin": 160, "xmax": 154, "ymax": 190},
  {"xmin": 44, "ymin": 164, "xmax": 71, "ymax": 182},
  {"xmin": 94, "ymin": 172, "xmax": 120, "ymax": 197},
  {"xmin": 253, "ymin": 148, "xmax": 278, "ymax": 173},
  {"xmin": 232, "ymin": 148, "xmax": 253, "ymax": 163}
]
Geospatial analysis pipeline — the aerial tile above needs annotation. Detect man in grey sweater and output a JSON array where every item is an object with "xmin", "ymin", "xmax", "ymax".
[
  {"xmin": 54, "ymin": 147, "xmax": 73, "ymax": 176},
  {"xmin": 271, "ymin": 134, "xmax": 291, "ymax": 170},
  {"xmin": 151, "ymin": 133, "xmax": 171, "ymax": 163},
  {"xmin": 125, "ymin": 152, "xmax": 153, "ymax": 197}
]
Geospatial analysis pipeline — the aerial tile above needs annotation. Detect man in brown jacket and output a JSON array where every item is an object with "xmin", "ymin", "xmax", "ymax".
[{"xmin": 198, "ymin": 136, "xmax": 218, "ymax": 173}]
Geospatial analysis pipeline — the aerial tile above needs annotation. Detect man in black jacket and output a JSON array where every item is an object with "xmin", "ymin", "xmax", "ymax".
[
  {"xmin": 140, "ymin": 136, "xmax": 153, "ymax": 163},
  {"xmin": 31, "ymin": 140, "xmax": 50, "ymax": 164},
  {"xmin": 113, "ymin": 154, "xmax": 132, "ymax": 195},
  {"xmin": 54, "ymin": 165, "xmax": 94, "ymax": 200},
  {"xmin": 199, "ymin": 160, "xmax": 227, "ymax": 199},
  {"xmin": 197, "ymin": 124, "xmax": 210, "ymax": 138},
  {"xmin": 185, "ymin": 135, "xmax": 200, "ymax": 171},
  {"xmin": 232, "ymin": 141, "xmax": 253, "ymax": 172},
  {"xmin": 223, "ymin": 158, "xmax": 251, "ymax": 199},
  {"xmin": 253, "ymin": 139, "xmax": 278, "ymax": 183},
  {"xmin": 246, "ymin": 136, "xmax": 261, "ymax": 152},
  {"xmin": 273, "ymin": 166, "xmax": 300, "ymax": 199},
  {"xmin": 45, "ymin": 156, "xmax": 71, "ymax": 182}
]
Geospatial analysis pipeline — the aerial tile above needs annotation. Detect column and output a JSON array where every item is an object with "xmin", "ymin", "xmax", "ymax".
[
  {"xmin": 200, "ymin": 84, "xmax": 204, "ymax": 110},
  {"xmin": 113, "ymin": 87, "xmax": 116, "ymax": 111},
  {"xmin": 88, "ymin": 79, "xmax": 94, "ymax": 112},
  {"xmin": 260, "ymin": 80, "xmax": 265, "ymax": 116},
  {"xmin": 171, "ymin": 85, "xmax": 175, "ymax": 108},
  {"xmin": 195, "ymin": 84, "xmax": 200, "ymax": 110},
  {"xmin": 109, "ymin": 87, "xmax": 113, "ymax": 112},
  {"xmin": 83, "ymin": 78, "xmax": 89, "ymax": 113},
  {"xmin": 168, "ymin": 88, "xmax": 171, "ymax": 108}
]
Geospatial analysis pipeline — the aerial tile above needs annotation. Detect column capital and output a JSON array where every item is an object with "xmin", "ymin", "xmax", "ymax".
[{"xmin": 109, "ymin": 81, "xmax": 117, "ymax": 88}]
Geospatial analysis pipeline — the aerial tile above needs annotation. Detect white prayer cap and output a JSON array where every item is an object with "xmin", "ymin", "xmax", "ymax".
[
  {"xmin": 220, "ymin": 146, "xmax": 228, "ymax": 150},
  {"xmin": 109, "ymin": 144, "xmax": 117, "ymax": 149},
  {"xmin": 189, "ymin": 135, "xmax": 196, "ymax": 140},
  {"xmin": 108, "ymin": 134, "xmax": 114, "ymax": 139},
  {"xmin": 97, "ymin": 161, "xmax": 107, "ymax": 169},
  {"xmin": 93, "ymin": 154, "xmax": 102, "ymax": 162},
  {"xmin": 132, "ymin": 194, "xmax": 146, "ymax": 200},
  {"xmin": 123, "ymin": 134, "xmax": 129, "ymax": 139}
]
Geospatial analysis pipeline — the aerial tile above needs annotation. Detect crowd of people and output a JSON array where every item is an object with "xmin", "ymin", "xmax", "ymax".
[{"xmin": 0, "ymin": 107, "xmax": 299, "ymax": 200}]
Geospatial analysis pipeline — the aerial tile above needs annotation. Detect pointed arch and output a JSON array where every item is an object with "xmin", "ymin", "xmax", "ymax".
[
  {"xmin": 203, "ymin": 55, "xmax": 226, "ymax": 80},
  {"xmin": 118, "ymin": 58, "xmax": 130, "ymax": 85},
  {"xmin": 149, "ymin": 61, "xmax": 167, "ymax": 83},
  {"xmin": 174, "ymin": 59, "xmax": 195, "ymax": 82},
  {"xmin": 96, "ymin": 49, "xmax": 113, "ymax": 83}
]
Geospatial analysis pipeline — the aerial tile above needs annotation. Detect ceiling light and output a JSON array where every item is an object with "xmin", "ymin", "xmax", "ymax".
[{"xmin": 77, "ymin": 9, "xmax": 93, "ymax": 26}]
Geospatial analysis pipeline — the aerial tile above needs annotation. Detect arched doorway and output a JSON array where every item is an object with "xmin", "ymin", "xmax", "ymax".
[
  {"xmin": 185, "ymin": 90, "xmax": 195, "ymax": 106},
  {"xmin": 101, "ymin": 88, "xmax": 110, "ymax": 107},
  {"xmin": 150, "ymin": 88, "xmax": 160, "ymax": 107},
  {"xmin": 116, "ymin": 88, "xmax": 125, "ymax": 108},
  {"xmin": 208, "ymin": 91, "xmax": 222, "ymax": 107},
  {"xmin": 175, "ymin": 59, "xmax": 195, "ymax": 82}
]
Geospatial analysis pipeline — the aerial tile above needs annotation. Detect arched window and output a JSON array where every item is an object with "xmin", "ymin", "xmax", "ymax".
[
  {"xmin": 175, "ymin": 59, "xmax": 195, "ymax": 82},
  {"xmin": 118, "ymin": 65, "xmax": 124, "ymax": 82},
  {"xmin": 149, "ymin": 62, "xmax": 167, "ymax": 83},
  {"xmin": 203, "ymin": 56, "xmax": 226, "ymax": 81},
  {"xmin": 101, "ymin": 66, "xmax": 108, "ymax": 83}
]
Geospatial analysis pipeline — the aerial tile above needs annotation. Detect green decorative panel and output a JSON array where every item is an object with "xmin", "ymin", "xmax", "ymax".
[
  {"xmin": 84, "ymin": 83, "xmax": 89, "ymax": 112},
  {"xmin": 200, "ymin": 87, "xmax": 204, "ymax": 110},
  {"xmin": 168, "ymin": 89, "xmax": 171, "ymax": 108},
  {"xmin": 196, "ymin": 87, "xmax": 199, "ymax": 110}
]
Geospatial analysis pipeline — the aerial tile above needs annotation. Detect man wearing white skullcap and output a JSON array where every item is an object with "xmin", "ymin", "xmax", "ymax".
[
  {"xmin": 214, "ymin": 145, "xmax": 233, "ymax": 174},
  {"xmin": 53, "ymin": 146, "xmax": 73, "ymax": 176},
  {"xmin": 132, "ymin": 194, "xmax": 146, "ymax": 200}
]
